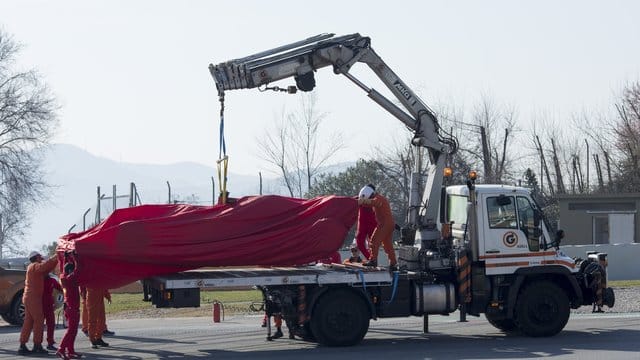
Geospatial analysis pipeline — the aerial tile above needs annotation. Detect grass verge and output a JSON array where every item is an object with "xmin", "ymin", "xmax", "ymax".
[{"xmin": 609, "ymin": 279, "xmax": 640, "ymax": 287}]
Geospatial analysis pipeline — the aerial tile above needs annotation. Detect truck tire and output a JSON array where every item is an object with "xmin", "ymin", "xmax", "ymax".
[
  {"xmin": 514, "ymin": 281, "xmax": 569, "ymax": 337},
  {"xmin": 309, "ymin": 289, "xmax": 370, "ymax": 346},
  {"xmin": 485, "ymin": 313, "xmax": 517, "ymax": 333}
]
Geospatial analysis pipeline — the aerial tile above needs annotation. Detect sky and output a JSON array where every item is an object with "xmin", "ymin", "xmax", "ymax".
[{"xmin": 1, "ymin": 0, "xmax": 640, "ymax": 178}]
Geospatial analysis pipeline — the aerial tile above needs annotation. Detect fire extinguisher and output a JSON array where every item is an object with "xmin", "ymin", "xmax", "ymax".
[{"xmin": 212, "ymin": 300, "xmax": 224, "ymax": 323}]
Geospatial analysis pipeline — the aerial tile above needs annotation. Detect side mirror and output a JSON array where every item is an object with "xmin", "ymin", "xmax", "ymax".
[{"xmin": 553, "ymin": 229, "xmax": 565, "ymax": 250}]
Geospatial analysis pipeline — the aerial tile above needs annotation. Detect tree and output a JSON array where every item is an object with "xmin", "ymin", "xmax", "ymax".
[
  {"xmin": 574, "ymin": 81, "xmax": 640, "ymax": 193},
  {"xmin": 309, "ymin": 158, "xmax": 409, "ymax": 225},
  {"xmin": 471, "ymin": 95, "xmax": 516, "ymax": 183},
  {"xmin": 610, "ymin": 81, "xmax": 640, "ymax": 192},
  {"xmin": 437, "ymin": 94, "xmax": 516, "ymax": 184},
  {"xmin": 523, "ymin": 168, "xmax": 558, "ymax": 232},
  {"xmin": 0, "ymin": 30, "xmax": 58, "ymax": 257},
  {"xmin": 41, "ymin": 240, "xmax": 57, "ymax": 258},
  {"xmin": 257, "ymin": 93, "xmax": 344, "ymax": 197}
]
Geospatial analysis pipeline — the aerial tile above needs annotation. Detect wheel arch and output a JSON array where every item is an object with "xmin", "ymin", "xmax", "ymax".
[{"xmin": 507, "ymin": 266, "xmax": 582, "ymax": 317}]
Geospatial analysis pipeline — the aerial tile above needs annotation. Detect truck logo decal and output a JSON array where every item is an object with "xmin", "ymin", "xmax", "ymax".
[
  {"xmin": 503, "ymin": 231, "xmax": 518, "ymax": 247},
  {"xmin": 393, "ymin": 80, "xmax": 416, "ymax": 106}
]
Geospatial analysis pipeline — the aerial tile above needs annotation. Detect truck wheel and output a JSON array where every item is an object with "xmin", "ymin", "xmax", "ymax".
[
  {"xmin": 310, "ymin": 289, "xmax": 369, "ymax": 346},
  {"xmin": 515, "ymin": 281, "xmax": 569, "ymax": 337},
  {"xmin": 485, "ymin": 313, "xmax": 518, "ymax": 332}
]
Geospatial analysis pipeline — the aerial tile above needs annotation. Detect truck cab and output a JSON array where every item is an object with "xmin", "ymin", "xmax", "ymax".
[{"xmin": 445, "ymin": 184, "xmax": 571, "ymax": 272}]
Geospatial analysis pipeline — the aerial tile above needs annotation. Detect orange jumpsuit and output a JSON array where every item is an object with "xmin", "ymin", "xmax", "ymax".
[
  {"xmin": 19, "ymin": 257, "xmax": 59, "ymax": 346},
  {"xmin": 362, "ymin": 194, "xmax": 397, "ymax": 266},
  {"xmin": 86, "ymin": 288, "xmax": 111, "ymax": 343}
]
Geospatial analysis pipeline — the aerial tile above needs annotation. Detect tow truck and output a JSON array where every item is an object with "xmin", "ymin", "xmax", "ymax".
[{"xmin": 142, "ymin": 33, "xmax": 614, "ymax": 346}]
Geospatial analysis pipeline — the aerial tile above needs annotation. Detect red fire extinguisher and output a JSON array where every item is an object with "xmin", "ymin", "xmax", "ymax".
[{"xmin": 212, "ymin": 300, "xmax": 224, "ymax": 323}]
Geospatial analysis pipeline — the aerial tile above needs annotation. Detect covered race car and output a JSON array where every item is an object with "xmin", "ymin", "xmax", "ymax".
[{"xmin": 57, "ymin": 195, "xmax": 357, "ymax": 289}]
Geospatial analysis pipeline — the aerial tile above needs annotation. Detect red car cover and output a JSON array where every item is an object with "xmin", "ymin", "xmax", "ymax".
[{"xmin": 57, "ymin": 195, "xmax": 357, "ymax": 289}]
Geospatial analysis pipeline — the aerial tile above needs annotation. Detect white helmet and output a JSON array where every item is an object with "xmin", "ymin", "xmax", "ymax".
[
  {"xmin": 358, "ymin": 185, "xmax": 375, "ymax": 199},
  {"xmin": 28, "ymin": 251, "xmax": 42, "ymax": 261}
]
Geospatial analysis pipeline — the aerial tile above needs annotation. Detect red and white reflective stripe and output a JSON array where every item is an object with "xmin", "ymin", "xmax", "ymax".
[
  {"xmin": 480, "ymin": 250, "xmax": 576, "ymax": 270},
  {"xmin": 479, "ymin": 251, "xmax": 556, "ymax": 260}
]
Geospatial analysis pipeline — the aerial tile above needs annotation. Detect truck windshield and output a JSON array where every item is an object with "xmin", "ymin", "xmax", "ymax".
[{"xmin": 447, "ymin": 194, "xmax": 468, "ymax": 228}]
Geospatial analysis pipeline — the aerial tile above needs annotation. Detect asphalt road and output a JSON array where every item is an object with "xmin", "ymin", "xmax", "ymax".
[{"xmin": 1, "ymin": 312, "xmax": 638, "ymax": 360}]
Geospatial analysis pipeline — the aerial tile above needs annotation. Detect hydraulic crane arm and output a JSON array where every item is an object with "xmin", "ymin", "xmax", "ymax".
[{"xmin": 209, "ymin": 33, "xmax": 457, "ymax": 244}]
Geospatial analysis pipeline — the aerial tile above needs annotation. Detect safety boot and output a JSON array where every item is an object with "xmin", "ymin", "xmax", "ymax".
[
  {"xmin": 96, "ymin": 339, "xmax": 109, "ymax": 347},
  {"xmin": 272, "ymin": 328, "xmax": 283, "ymax": 339},
  {"xmin": 17, "ymin": 343, "xmax": 31, "ymax": 355},
  {"xmin": 32, "ymin": 344, "xmax": 49, "ymax": 354}
]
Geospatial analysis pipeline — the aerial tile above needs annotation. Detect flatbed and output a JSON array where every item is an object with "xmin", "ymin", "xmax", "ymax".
[{"xmin": 145, "ymin": 264, "xmax": 395, "ymax": 290}]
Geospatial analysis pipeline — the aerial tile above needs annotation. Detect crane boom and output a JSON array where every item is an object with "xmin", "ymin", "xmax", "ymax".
[{"xmin": 209, "ymin": 33, "xmax": 458, "ymax": 246}]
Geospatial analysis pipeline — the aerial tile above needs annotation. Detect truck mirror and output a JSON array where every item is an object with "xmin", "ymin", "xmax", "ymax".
[
  {"xmin": 533, "ymin": 228, "xmax": 542, "ymax": 238},
  {"xmin": 552, "ymin": 229, "xmax": 565, "ymax": 250},
  {"xmin": 496, "ymin": 195, "xmax": 511, "ymax": 206}
]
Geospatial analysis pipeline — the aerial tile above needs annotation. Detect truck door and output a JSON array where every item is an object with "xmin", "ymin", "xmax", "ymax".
[{"xmin": 480, "ymin": 194, "xmax": 543, "ymax": 275}]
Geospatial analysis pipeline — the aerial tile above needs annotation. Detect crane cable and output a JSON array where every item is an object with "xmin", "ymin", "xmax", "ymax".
[{"xmin": 217, "ymin": 94, "xmax": 229, "ymax": 204}]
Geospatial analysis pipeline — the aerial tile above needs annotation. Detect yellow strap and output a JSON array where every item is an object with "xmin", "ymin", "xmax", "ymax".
[{"xmin": 216, "ymin": 155, "xmax": 229, "ymax": 203}]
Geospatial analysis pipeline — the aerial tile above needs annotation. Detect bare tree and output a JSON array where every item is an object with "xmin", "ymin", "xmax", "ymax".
[
  {"xmin": 0, "ymin": 30, "xmax": 58, "ymax": 257},
  {"xmin": 373, "ymin": 138, "xmax": 426, "ymax": 221},
  {"xmin": 293, "ymin": 93, "xmax": 344, "ymax": 193},
  {"xmin": 465, "ymin": 95, "xmax": 516, "ymax": 183},
  {"xmin": 257, "ymin": 107, "xmax": 298, "ymax": 196},
  {"xmin": 533, "ymin": 133, "xmax": 555, "ymax": 197},
  {"xmin": 257, "ymin": 93, "xmax": 344, "ymax": 197},
  {"xmin": 609, "ymin": 82, "xmax": 640, "ymax": 191}
]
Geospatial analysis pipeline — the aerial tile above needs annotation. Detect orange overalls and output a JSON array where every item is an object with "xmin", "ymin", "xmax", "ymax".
[
  {"xmin": 86, "ymin": 288, "xmax": 111, "ymax": 343},
  {"xmin": 19, "ymin": 257, "xmax": 59, "ymax": 347},
  {"xmin": 362, "ymin": 193, "xmax": 397, "ymax": 266}
]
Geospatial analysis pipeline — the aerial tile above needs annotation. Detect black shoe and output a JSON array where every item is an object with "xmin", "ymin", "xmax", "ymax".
[
  {"xmin": 272, "ymin": 329, "xmax": 283, "ymax": 339},
  {"xmin": 32, "ymin": 344, "xmax": 49, "ymax": 354},
  {"xmin": 364, "ymin": 259, "xmax": 377, "ymax": 267},
  {"xmin": 47, "ymin": 344, "xmax": 58, "ymax": 351},
  {"xmin": 103, "ymin": 329, "xmax": 115, "ymax": 336},
  {"xmin": 96, "ymin": 339, "xmax": 109, "ymax": 347},
  {"xmin": 17, "ymin": 344, "xmax": 31, "ymax": 355},
  {"xmin": 261, "ymin": 322, "xmax": 267, "ymax": 328}
]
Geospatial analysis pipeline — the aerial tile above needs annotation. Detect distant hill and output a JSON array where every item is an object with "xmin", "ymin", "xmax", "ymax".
[{"xmin": 24, "ymin": 144, "xmax": 353, "ymax": 252}]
